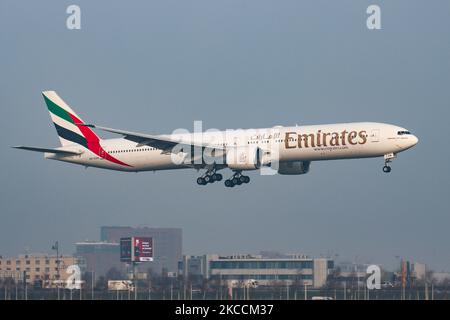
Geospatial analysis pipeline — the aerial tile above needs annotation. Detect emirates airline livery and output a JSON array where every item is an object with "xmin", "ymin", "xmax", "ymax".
[{"xmin": 14, "ymin": 91, "xmax": 419, "ymax": 187}]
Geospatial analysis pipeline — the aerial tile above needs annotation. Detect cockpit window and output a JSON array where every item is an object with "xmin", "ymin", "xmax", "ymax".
[{"xmin": 397, "ymin": 131, "xmax": 411, "ymax": 135}]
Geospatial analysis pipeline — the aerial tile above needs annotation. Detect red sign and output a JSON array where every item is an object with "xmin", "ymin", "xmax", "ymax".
[{"xmin": 132, "ymin": 237, "xmax": 153, "ymax": 262}]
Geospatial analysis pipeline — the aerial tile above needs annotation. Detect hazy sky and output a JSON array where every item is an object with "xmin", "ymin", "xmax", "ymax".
[{"xmin": 1, "ymin": 1, "xmax": 449, "ymax": 271}]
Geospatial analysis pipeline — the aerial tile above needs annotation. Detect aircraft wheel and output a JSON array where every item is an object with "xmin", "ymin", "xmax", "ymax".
[
  {"xmin": 243, "ymin": 176, "xmax": 250, "ymax": 184},
  {"xmin": 204, "ymin": 175, "xmax": 211, "ymax": 183},
  {"xmin": 232, "ymin": 177, "xmax": 239, "ymax": 185},
  {"xmin": 383, "ymin": 165, "xmax": 391, "ymax": 173},
  {"xmin": 239, "ymin": 175, "xmax": 247, "ymax": 184},
  {"xmin": 197, "ymin": 177, "xmax": 206, "ymax": 185},
  {"xmin": 224, "ymin": 180, "xmax": 233, "ymax": 187},
  {"xmin": 215, "ymin": 173, "xmax": 223, "ymax": 181}
]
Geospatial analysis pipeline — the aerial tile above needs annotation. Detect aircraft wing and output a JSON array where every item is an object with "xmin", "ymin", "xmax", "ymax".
[
  {"xmin": 83, "ymin": 124, "xmax": 225, "ymax": 153},
  {"xmin": 12, "ymin": 146, "xmax": 81, "ymax": 155}
]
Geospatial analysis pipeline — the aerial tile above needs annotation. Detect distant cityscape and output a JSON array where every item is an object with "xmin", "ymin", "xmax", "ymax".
[{"xmin": 1, "ymin": 226, "xmax": 449, "ymax": 300}]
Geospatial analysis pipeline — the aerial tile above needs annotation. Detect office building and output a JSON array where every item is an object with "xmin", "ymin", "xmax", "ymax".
[
  {"xmin": 100, "ymin": 226, "xmax": 182, "ymax": 275},
  {"xmin": 75, "ymin": 242, "xmax": 124, "ymax": 278},
  {"xmin": 0, "ymin": 254, "xmax": 82, "ymax": 288},
  {"xmin": 180, "ymin": 254, "xmax": 334, "ymax": 288}
]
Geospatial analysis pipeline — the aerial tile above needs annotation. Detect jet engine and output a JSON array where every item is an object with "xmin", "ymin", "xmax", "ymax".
[
  {"xmin": 225, "ymin": 146, "xmax": 261, "ymax": 170},
  {"xmin": 277, "ymin": 161, "xmax": 310, "ymax": 175}
]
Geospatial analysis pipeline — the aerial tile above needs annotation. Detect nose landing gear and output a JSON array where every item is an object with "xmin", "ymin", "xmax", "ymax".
[{"xmin": 382, "ymin": 153, "xmax": 396, "ymax": 173}]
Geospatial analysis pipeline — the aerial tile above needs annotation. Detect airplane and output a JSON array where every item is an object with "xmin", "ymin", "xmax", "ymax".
[{"xmin": 13, "ymin": 91, "xmax": 419, "ymax": 187}]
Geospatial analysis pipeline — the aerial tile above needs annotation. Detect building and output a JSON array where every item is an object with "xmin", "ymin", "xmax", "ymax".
[
  {"xmin": 75, "ymin": 242, "xmax": 124, "ymax": 278},
  {"xmin": 100, "ymin": 226, "xmax": 182, "ymax": 275},
  {"xmin": 179, "ymin": 255, "xmax": 210, "ymax": 280},
  {"xmin": 334, "ymin": 262, "xmax": 371, "ymax": 286},
  {"xmin": 0, "ymin": 254, "xmax": 83, "ymax": 288},
  {"xmin": 180, "ymin": 254, "xmax": 334, "ymax": 288},
  {"xmin": 433, "ymin": 272, "xmax": 450, "ymax": 284},
  {"xmin": 412, "ymin": 262, "xmax": 426, "ymax": 281}
]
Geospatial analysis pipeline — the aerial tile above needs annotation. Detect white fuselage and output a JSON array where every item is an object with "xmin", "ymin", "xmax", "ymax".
[{"xmin": 45, "ymin": 122, "xmax": 418, "ymax": 172}]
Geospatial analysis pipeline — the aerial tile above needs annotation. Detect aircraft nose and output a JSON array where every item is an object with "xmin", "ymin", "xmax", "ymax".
[{"xmin": 410, "ymin": 135, "xmax": 419, "ymax": 147}]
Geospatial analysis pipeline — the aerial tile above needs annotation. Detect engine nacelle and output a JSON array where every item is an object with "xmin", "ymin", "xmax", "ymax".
[
  {"xmin": 226, "ymin": 146, "xmax": 261, "ymax": 170},
  {"xmin": 278, "ymin": 161, "xmax": 310, "ymax": 175}
]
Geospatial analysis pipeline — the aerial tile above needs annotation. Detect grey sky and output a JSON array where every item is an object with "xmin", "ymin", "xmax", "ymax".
[{"xmin": 1, "ymin": 1, "xmax": 449, "ymax": 271}]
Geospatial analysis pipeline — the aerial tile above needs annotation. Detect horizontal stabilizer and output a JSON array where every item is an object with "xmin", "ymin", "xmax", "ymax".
[{"xmin": 12, "ymin": 146, "xmax": 81, "ymax": 155}]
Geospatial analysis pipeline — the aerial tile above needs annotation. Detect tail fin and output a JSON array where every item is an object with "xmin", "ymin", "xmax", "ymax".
[{"xmin": 42, "ymin": 91, "xmax": 101, "ymax": 148}]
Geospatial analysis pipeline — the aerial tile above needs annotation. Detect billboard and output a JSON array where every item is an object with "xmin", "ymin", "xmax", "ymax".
[
  {"xmin": 108, "ymin": 280, "xmax": 134, "ymax": 291},
  {"xmin": 133, "ymin": 237, "xmax": 153, "ymax": 262},
  {"xmin": 120, "ymin": 237, "xmax": 132, "ymax": 262},
  {"xmin": 120, "ymin": 237, "xmax": 153, "ymax": 263}
]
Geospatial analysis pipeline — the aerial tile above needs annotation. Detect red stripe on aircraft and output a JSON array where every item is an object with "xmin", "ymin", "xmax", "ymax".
[{"xmin": 68, "ymin": 113, "xmax": 131, "ymax": 167}]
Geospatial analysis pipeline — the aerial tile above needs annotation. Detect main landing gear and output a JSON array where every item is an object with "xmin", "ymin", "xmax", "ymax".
[
  {"xmin": 196, "ymin": 169, "xmax": 223, "ymax": 185},
  {"xmin": 196, "ymin": 169, "xmax": 250, "ymax": 187},
  {"xmin": 383, "ymin": 153, "xmax": 396, "ymax": 173},
  {"xmin": 224, "ymin": 171, "xmax": 250, "ymax": 188}
]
